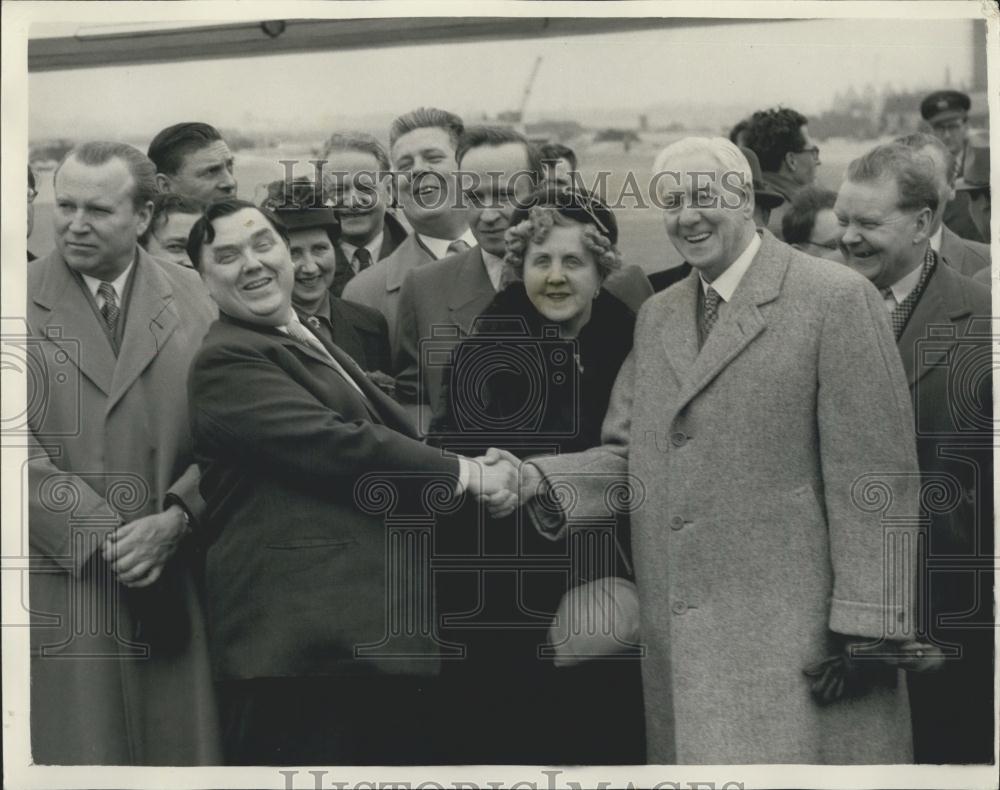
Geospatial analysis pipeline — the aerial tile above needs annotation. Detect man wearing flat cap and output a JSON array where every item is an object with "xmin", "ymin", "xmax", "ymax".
[{"xmin": 920, "ymin": 89, "xmax": 986, "ymax": 243}]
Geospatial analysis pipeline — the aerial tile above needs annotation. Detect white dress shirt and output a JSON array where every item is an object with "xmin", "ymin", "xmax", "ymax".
[
  {"xmin": 481, "ymin": 250, "xmax": 508, "ymax": 292},
  {"xmin": 699, "ymin": 232, "xmax": 762, "ymax": 302},
  {"xmin": 929, "ymin": 225, "xmax": 944, "ymax": 254},
  {"xmin": 81, "ymin": 261, "xmax": 134, "ymax": 309},
  {"xmin": 883, "ymin": 262, "xmax": 925, "ymax": 310},
  {"xmin": 418, "ymin": 228, "xmax": 477, "ymax": 260}
]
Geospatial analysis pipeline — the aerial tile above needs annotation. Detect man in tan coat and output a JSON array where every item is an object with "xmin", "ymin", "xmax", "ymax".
[
  {"xmin": 26, "ymin": 142, "xmax": 219, "ymax": 764},
  {"xmin": 520, "ymin": 138, "xmax": 931, "ymax": 763}
]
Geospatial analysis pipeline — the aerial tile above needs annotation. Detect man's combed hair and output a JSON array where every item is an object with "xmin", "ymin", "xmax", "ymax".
[
  {"xmin": 894, "ymin": 132, "xmax": 957, "ymax": 187},
  {"xmin": 321, "ymin": 132, "xmax": 391, "ymax": 172},
  {"xmin": 744, "ymin": 108, "xmax": 809, "ymax": 172},
  {"xmin": 139, "ymin": 192, "xmax": 207, "ymax": 247},
  {"xmin": 456, "ymin": 125, "xmax": 544, "ymax": 183},
  {"xmin": 147, "ymin": 122, "xmax": 224, "ymax": 176},
  {"xmin": 186, "ymin": 198, "xmax": 288, "ymax": 270},
  {"xmin": 846, "ymin": 143, "xmax": 940, "ymax": 215},
  {"xmin": 388, "ymin": 107, "xmax": 464, "ymax": 149},
  {"xmin": 56, "ymin": 141, "xmax": 158, "ymax": 208},
  {"xmin": 539, "ymin": 142, "xmax": 578, "ymax": 172},
  {"xmin": 781, "ymin": 186, "xmax": 838, "ymax": 245}
]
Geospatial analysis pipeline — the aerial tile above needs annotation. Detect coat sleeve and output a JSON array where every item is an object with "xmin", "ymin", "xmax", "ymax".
[
  {"xmin": 817, "ymin": 278, "xmax": 921, "ymax": 640},
  {"xmin": 190, "ymin": 340, "xmax": 459, "ymax": 488},
  {"xmin": 27, "ymin": 431, "xmax": 122, "ymax": 574},
  {"xmin": 527, "ymin": 347, "xmax": 637, "ymax": 538}
]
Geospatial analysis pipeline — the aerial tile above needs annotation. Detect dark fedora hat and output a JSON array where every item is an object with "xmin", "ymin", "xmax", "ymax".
[
  {"xmin": 739, "ymin": 146, "xmax": 785, "ymax": 210},
  {"xmin": 510, "ymin": 186, "xmax": 619, "ymax": 245}
]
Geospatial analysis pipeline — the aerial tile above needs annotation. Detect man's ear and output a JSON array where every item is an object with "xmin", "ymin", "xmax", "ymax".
[
  {"xmin": 155, "ymin": 172, "xmax": 173, "ymax": 193},
  {"xmin": 784, "ymin": 150, "xmax": 798, "ymax": 173},
  {"xmin": 135, "ymin": 200, "xmax": 154, "ymax": 238},
  {"xmin": 912, "ymin": 206, "xmax": 934, "ymax": 244}
]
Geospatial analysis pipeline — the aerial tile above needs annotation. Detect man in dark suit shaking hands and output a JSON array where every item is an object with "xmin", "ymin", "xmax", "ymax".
[{"xmin": 185, "ymin": 199, "xmax": 517, "ymax": 765}]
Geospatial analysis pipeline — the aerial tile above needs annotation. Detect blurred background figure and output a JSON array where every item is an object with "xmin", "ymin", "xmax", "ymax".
[
  {"xmin": 263, "ymin": 178, "xmax": 391, "ymax": 377},
  {"xmin": 956, "ymin": 133, "xmax": 991, "ymax": 248},
  {"xmin": 539, "ymin": 141, "xmax": 577, "ymax": 190},
  {"xmin": 27, "ymin": 163, "xmax": 37, "ymax": 260},
  {"xmin": 432, "ymin": 188, "xmax": 644, "ymax": 765},
  {"xmin": 781, "ymin": 186, "xmax": 844, "ymax": 263},
  {"xmin": 148, "ymin": 122, "xmax": 237, "ymax": 202},
  {"xmin": 895, "ymin": 132, "xmax": 989, "ymax": 277},
  {"xmin": 920, "ymin": 89, "xmax": 986, "ymax": 243},
  {"xmin": 744, "ymin": 107, "xmax": 821, "ymax": 239},
  {"xmin": 320, "ymin": 132, "xmax": 409, "ymax": 296},
  {"xmin": 140, "ymin": 192, "xmax": 205, "ymax": 268},
  {"xmin": 728, "ymin": 118, "xmax": 750, "ymax": 147}
]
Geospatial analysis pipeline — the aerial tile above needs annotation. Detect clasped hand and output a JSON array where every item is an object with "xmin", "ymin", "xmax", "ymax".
[{"xmin": 464, "ymin": 448, "xmax": 544, "ymax": 519}]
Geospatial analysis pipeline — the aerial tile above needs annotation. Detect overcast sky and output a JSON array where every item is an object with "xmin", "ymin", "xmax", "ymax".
[{"xmin": 28, "ymin": 16, "xmax": 982, "ymax": 140}]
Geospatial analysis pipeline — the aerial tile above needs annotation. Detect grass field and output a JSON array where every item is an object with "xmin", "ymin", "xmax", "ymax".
[{"xmin": 28, "ymin": 132, "xmax": 880, "ymax": 273}]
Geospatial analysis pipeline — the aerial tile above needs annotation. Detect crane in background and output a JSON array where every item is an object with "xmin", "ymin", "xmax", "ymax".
[{"xmin": 496, "ymin": 55, "xmax": 543, "ymax": 133}]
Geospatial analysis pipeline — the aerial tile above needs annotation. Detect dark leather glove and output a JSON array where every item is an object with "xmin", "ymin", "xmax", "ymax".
[{"xmin": 803, "ymin": 633, "xmax": 923, "ymax": 706}]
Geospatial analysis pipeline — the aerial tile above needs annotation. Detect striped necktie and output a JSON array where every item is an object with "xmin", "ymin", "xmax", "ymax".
[
  {"xmin": 97, "ymin": 281, "xmax": 120, "ymax": 335},
  {"xmin": 285, "ymin": 318, "xmax": 365, "ymax": 397}
]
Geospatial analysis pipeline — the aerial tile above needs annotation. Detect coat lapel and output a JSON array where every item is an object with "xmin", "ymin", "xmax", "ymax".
[
  {"xmin": 447, "ymin": 248, "xmax": 494, "ymax": 332},
  {"xmin": 385, "ymin": 236, "xmax": 428, "ymax": 294},
  {"xmin": 672, "ymin": 234, "xmax": 784, "ymax": 413},
  {"xmin": 107, "ymin": 252, "xmax": 179, "ymax": 413},
  {"xmin": 659, "ymin": 271, "xmax": 701, "ymax": 388},
  {"xmin": 896, "ymin": 261, "xmax": 971, "ymax": 387},
  {"xmin": 32, "ymin": 252, "xmax": 117, "ymax": 396}
]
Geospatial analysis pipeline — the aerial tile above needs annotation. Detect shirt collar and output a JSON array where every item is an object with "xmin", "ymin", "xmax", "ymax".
[
  {"xmin": 699, "ymin": 232, "xmax": 761, "ymax": 302},
  {"xmin": 888, "ymin": 258, "xmax": 926, "ymax": 303},
  {"xmin": 339, "ymin": 231, "xmax": 385, "ymax": 268},
  {"xmin": 418, "ymin": 228, "xmax": 477, "ymax": 260},
  {"xmin": 80, "ymin": 256, "xmax": 136, "ymax": 302},
  {"xmin": 929, "ymin": 225, "xmax": 944, "ymax": 253}
]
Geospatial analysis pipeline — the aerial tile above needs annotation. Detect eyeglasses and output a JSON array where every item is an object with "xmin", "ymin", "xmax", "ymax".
[
  {"xmin": 798, "ymin": 146, "xmax": 821, "ymax": 160},
  {"xmin": 28, "ymin": 187, "xmax": 38, "ymax": 203}
]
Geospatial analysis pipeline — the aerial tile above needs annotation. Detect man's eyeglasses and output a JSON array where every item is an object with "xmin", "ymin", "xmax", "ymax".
[{"xmin": 799, "ymin": 146, "xmax": 821, "ymax": 160}]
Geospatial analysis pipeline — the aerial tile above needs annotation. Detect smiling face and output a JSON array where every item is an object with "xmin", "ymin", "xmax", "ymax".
[
  {"xmin": 198, "ymin": 207, "xmax": 294, "ymax": 326},
  {"xmin": 54, "ymin": 155, "xmax": 153, "ymax": 281},
  {"xmin": 324, "ymin": 148, "xmax": 390, "ymax": 246},
  {"xmin": 462, "ymin": 142, "xmax": 535, "ymax": 257},
  {"xmin": 523, "ymin": 222, "xmax": 602, "ymax": 337},
  {"xmin": 391, "ymin": 126, "xmax": 461, "ymax": 233},
  {"xmin": 161, "ymin": 139, "xmax": 237, "ymax": 202},
  {"xmin": 834, "ymin": 177, "xmax": 932, "ymax": 288},
  {"xmin": 144, "ymin": 210, "xmax": 201, "ymax": 267},
  {"xmin": 660, "ymin": 149, "xmax": 757, "ymax": 282},
  {"xmin": 288, "ymin": 226, "xmax": 337, "ymax": 314}
]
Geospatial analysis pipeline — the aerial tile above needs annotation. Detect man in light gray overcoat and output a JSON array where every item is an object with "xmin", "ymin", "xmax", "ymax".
[{"xmin": 522, "ymin": 138, "xmax": 932, "ymax": 764}]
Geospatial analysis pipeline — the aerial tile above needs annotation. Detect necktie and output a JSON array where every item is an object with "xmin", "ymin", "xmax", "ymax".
[
  {"xmin": 285, "ymin": 318, "xmax": 365, "ymax": 397},
  {"xmin": 353, "ymin": 247, "xmax": 372, "ymax": 273},
  {"xmin": 446, "ymin": 239, "xmax": 470, "ymax": 256},
  {"xmin": 97, "ymin": 282, "xmax": 120, "ymax": 335},
  {"xmin": 700, "ymin": 285, "xmax": 721, "ymax": 344},
  {"xmin": 885, "ymin": 247, "xmax": 937, "ymax": 340},
  {"xmin": 879, "ymin": 286, "xmax": 897, "ymax": 310}
]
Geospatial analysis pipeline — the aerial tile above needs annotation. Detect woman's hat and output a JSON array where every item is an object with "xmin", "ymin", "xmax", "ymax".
[
  {"xmin": 260, "ymin": 178, "xmax": 340, "ymax": 235},
  {"xmin": 510, "ymin": 186, "xmax": 618, "ymax": 245}
]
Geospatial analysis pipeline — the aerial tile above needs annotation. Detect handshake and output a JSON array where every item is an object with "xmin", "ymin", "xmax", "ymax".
[{"xmin": 462, "ymin": 448, "xmax": 544, "ymax": 519}]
